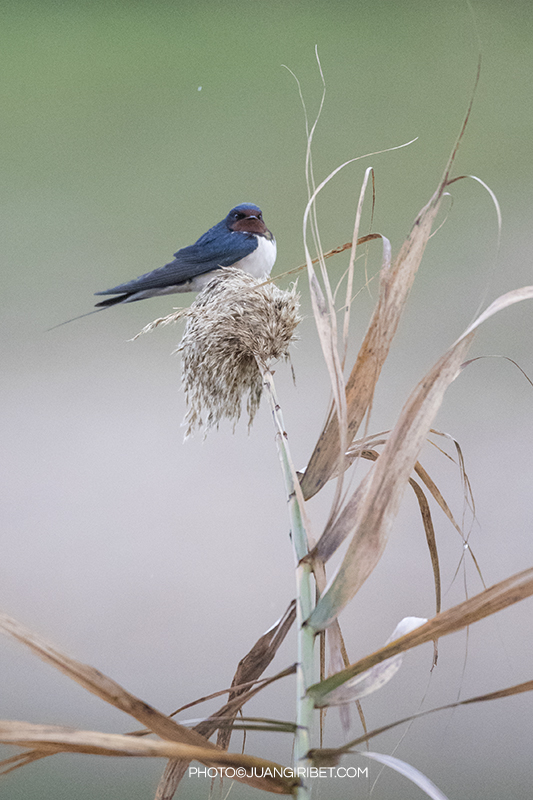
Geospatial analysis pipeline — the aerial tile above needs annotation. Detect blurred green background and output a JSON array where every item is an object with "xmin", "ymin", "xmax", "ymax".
[{"xmin": 2, "ymin": 1, "xmax": 532, "ymax": 798}]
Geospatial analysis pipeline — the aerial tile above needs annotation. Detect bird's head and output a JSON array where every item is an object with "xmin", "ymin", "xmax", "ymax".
[{"xmin": 226, "ymin": 204, "xmax": 272, "ymax": 238}]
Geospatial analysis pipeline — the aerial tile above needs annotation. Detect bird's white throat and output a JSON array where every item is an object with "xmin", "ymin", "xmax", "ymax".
[{"xmin": 235, "ymin": 234, "xmax": 277, "ymax": 279}]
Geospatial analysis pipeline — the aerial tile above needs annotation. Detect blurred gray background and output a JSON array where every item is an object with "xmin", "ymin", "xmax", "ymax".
[{"xmin": 1, "ymin": 1, "xmax": 532, "ymax": 797}]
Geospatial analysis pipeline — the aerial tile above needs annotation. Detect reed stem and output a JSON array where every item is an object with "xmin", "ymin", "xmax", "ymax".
[{"xmin": 258, "ymin": 363, "xmax": 315, "ymax": 799}]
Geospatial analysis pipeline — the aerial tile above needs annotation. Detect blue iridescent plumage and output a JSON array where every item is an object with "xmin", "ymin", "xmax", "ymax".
[{"xmin": 94, "ymin": 203, "xmax": 276, "ymax": 307}]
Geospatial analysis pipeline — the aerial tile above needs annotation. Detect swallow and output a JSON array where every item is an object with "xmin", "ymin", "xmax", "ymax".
[
  {"xmin": 51, "ymin": 203, "xmax": 276, "ymax": 328},
  {"xmin": 97, "ymin": 202, "xmax": 276, "ymax": 307}
]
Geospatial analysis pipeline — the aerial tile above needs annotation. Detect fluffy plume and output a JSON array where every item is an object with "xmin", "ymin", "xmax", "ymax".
[{"xmin": 176, "ymin": 269, "xmax": 301, "ymax": 436}]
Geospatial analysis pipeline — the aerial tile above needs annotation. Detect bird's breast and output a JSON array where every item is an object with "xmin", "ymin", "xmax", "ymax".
[{"xmin": 233, "ymin": 235, "xmax": 277, "ymax": 279}]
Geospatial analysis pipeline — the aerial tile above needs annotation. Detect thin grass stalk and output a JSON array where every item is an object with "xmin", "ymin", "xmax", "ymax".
[
  {"xmin": 257, "ymin": 362, "xmax": 315, "ymax": 799},
  {"xmin": 342, "ymin": 165, "xmax": 374, "ymax": 366}
]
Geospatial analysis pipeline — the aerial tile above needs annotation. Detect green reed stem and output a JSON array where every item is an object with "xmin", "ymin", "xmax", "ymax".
[{"xmin": 259, "ymin": 363, "xmax": 315, "ymax": 800}]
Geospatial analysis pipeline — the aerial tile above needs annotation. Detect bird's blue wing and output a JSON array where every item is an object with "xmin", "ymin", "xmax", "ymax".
[{"xmin": 95, "ymin": 224, "xmax": 258, "ymax": 296}]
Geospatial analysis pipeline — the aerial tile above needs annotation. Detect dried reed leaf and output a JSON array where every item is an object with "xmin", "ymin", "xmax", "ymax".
[
  {"xmin": 0, "ymin": 612, "xmax": 295, "ymax": 795},
  {"xmin": 300, "ymin": 61, "xmax": 486, "ymax": 503},
  {"xmin": 425, "ymin": 430, "xmax": 486, "ymax": 584},
  {"xmin": 0, "ymin": 721, "xmax": 299, "ymax": 795},
  {"xmin": 335, "ymin": 439, "xmax": 460, "ymax": 599},
  {"xmin": 343, "ymin": 434, "xmax": 466, "ymax": 546},
  {"xmin": 307, "ymin": 284, "xmax": 533, "ymax": 631},
  {"xmin": 312, "ymin": 678, "xmax": 533, "ymax": 755},
  {"xmin": 0, "ymin": 749, "xmax": 48, "ymax": 776},
  {"xmin": 155, "ymin": 667, "xmax": 298, "ymax": 800},
  {"xmin": 127, "ymin": 664, "xmax": 296, "ymax": 742},
  {"xmin": 300, "ymin": 180, "xmax": 444, "ymax": 500},
  {"xmin": 357, "ymin": 751, "xmax": 450, "ymax": 800},
  {"xmin": 312, "ymin": 447, "xmax": 443, "ymax": 622},
  {"xmin": 313, "ymin": 443, "xmax": 461, "ymax": 621},
  {"xmin": 199, "ymin": 666, "xmax": 297, "ymax": 737},
  {"xmin": 430, "ymin": 429, "xmax": 476, "ymax": 520},
  {"xmin": 461, "ymin": 354, "xmax": 533, "ymax": 390},
  {"xmin": 416, "ymin": 445, "xmax": 485, "ymax": 589},
  {"xmin": 163, "ymin": 665, "xmax": 297, "ymax": 724},
  {"xmin": 228, "ymin": 717, "xmax": 297, "ymax": 734},
  {"xmin": 216, "ymin": 600, "xmax": 296, "ymax": 750},
  {"xmin": 299, "ymin": 122, "xmax": 416, "ymax": 518},
  {"xmin": 0, "ymin": 612, "xmax": 213, "ymax": 749},
  {"xmin": 413, "ymin": 459, "xmax": 463, "ymax": 538},
  {"xmin": 307, "ymin": 332, "xmax": 474, "ymax": 631},
  {"xmin": 309, "ymin": 448, "xmax": 443, "ymax": 618},
  {"xmin": 157, "ymin": 601, "xmax": 296, "ymax": 800},
  {"xmin": 342, "ymin": 167, "xmax": 375, "ymax": 364},
  {"xmin": 316, "ymin": 617, "xmax": 427, "ymax": 708},
  {"xmin": 259, "ymin": 238, "xmax": 368, "ymax": 287},
  {"xmin": 307, "ymin": 566, "xmax": 533, "ymax": 702},
  {"xmin": 409, "ymin": 477, "xmax": 441, "ymax": 615}
]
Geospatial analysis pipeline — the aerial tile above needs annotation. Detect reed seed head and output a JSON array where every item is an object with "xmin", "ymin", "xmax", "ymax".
[{"xmin": 178, "ymin": 268, "xmax": 301, "ymax": 436}]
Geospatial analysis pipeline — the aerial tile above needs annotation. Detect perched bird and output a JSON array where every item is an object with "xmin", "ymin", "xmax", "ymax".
[
  {"xmin": 95, "ymin": 203, "xmax": 276, "ymax": 308},
  {"xmin": 50, "ymin": 203, "xmax": 276, "ymax": 328}
]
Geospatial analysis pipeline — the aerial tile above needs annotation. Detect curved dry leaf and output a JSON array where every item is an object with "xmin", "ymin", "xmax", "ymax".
[
  {"xmin": 409, "ymin": 477, "xmax": 441, "ymax": 615},
  {"xmin": 307, "ymin": 285, "xmax": 533, "ymax": 632},
  {"xmin": 0, "ymin": 612, "xmax": 213, "ymax": 750},
  {"xmin": 301, "ymin": 180, "xmax": 445, "ymax": 501},
  {"xmin": 0, "ymin": 749, "xmax": 48, "ymax": 776},
  {"xmin": 300, "ymin": 59, "xmax": 484, "ymax": 503},
  {"xmin": 354, "ymin": 751, "xmax": 450, "ymax": 800},
  {"xmin": 0, "ymin": 721, "xmax": 299, "ymax": 795},
  {"xmin": 307, "ymin": 333, "xmax": 474, "ymax": 632},
  {"xmin": 413, "ymin": 459, "xmax": 464, "ymax": 538},
  {"xmin": 315, "ymin": 618, "xmax": 427, "ymax": 708},
  {"xmin": 309, "ymin": 448, "xmax": 443, "ymax": 619},
  {"xmin": 342, "ymin": 166, "xmax": 375, "ymax": 365},
  {"xmin": 0, "ymin": 612, "xmax": 296, "ymax": 796},
  {"xmin": 216, "ymin": 600, "xmax": 296, "ymax": 750},
  {"xmin": 308, "ymin": 566, "xmax": 533, "ymax": 702},
  {"xmin": 311, "ymin": 678, "xmax": 533, "ymax": 756}
]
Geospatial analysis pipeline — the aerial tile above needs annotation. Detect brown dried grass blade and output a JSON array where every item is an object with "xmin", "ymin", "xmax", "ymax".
[
  {"xmin": 216, "ymin": 600, "xmax": 296, "ymax": 750},
  {"xmin": 308, "ymin": 566, "xmax": 533, "ymax": 702},
  {"xmin": 344, "ymin": 435, "xmax": 466, "ymax": 546},
  {"xmin": 0, "ymin": 749, "xmax": 48, "ymax": 776},
  {"xmin": 342, "ymin": 166, "xmax": 375, "ymax": 365},
  {"xmin": 311, "ymin": 679, "xmax": 533, "ymax": 756},
  {"xmin": 0, "ymin": 612, "xmax": 295, "ymax": 795},
  {"xmin": 415, "ymin": 454, "xmax": 484, "ymax": 589},
  {"xmin": 0, "ymin": 612, "xmax": 213, "ymax": 750},
  {"xmin": 413, "ymin": 459, "xmax": 463, "ymax": 538},
  {"xmin": 300, "ymin": 180, "xmax": 445, "ymax": 501},
  {"xmin": 409, "ymin": 477, "xmax": 441, "ymax": 615},
  {"xmin": 157, "ymin": 602, "xmax": 296, "ymax": 800},
  {"xmin": 310, "ymin": 450, "xmax": 442, "ymax": 610},
  {"xmin": 300, "ymin": 59, "xmax": 484, "ymax": 503},
  {"xmin": 301, "ymin": 130, "xmax": 416, "ymax": 517},
  {"xmin": 349, "ymin": 439, "xmax": 463, "ymax": 563},
  {"xmin": 0, "ymin": 721, "xmax": 298, "ymax": 795},
  {"xmin": 430, "ymin": 429, "xmax": 476, "ymax": 520},
  {"xmin": 307, "ymin": 285, "xmax": 533, "ymax": 631},
  {"xmin": 130, "ymin": 664, "xmax": 297, "ymax": 738},
  {"xmin": 154, "ymin": 667, "xmax": 297, "ymax": 799},
  {"xmin": 425, "ymin": 430, "xmax": 486, "ymax": 584},
  {"xmin": 307, "ymin": 332, "xmax": 474, "ymax": 631},
  {"xmin": 313, "ymin": 448, "xmax": 443, "ymax": 614}
]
